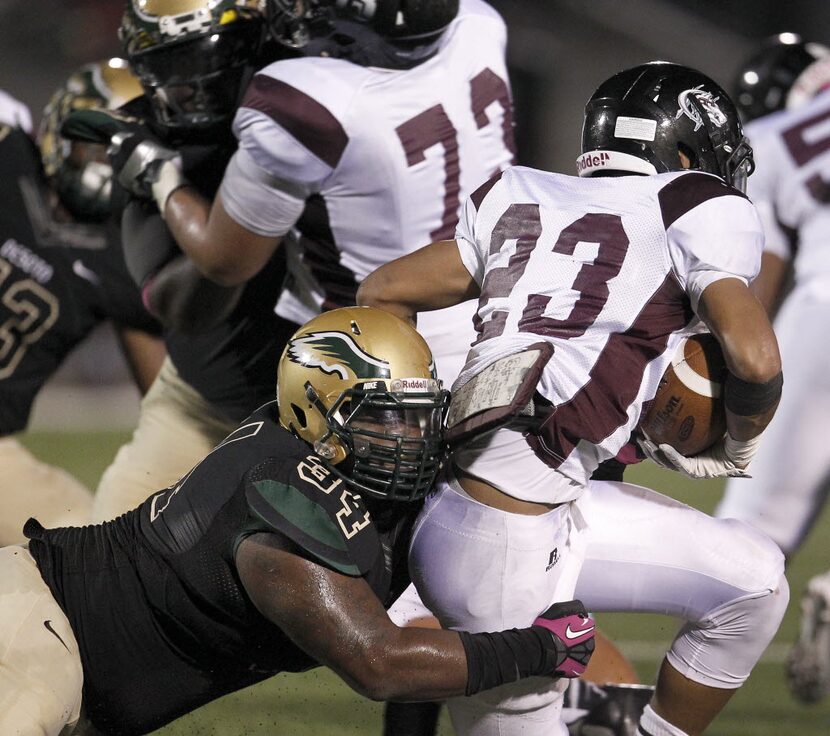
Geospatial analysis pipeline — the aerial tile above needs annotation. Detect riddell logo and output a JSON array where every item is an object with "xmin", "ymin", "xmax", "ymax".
[
  {"xmin": 576, "ymin": 151, "xmax": 611, "ymax": 174},
  {"xmin": 398, "ymin": 378, "xmax": 429, "ymax": 390}
]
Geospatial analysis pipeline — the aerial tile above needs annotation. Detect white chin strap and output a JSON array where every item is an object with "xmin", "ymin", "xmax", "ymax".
[{"xmin": 576, "ymin": 150, "xmax": 658, "ymax": 177}]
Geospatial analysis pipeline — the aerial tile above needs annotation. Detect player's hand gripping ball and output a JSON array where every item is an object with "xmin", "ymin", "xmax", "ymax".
[{"xmin": 639, "ymin": 333, "xmax": 727, "ymax": 456}]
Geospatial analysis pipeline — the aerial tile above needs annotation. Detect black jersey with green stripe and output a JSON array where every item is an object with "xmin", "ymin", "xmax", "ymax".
[{"xmin": 27, "ymin": 400, "xmax": 417, "ymax": 735}]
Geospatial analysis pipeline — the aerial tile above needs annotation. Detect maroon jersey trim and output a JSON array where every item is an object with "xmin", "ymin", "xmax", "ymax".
[
  {"xmin": 241, "ymin": 75, "xmax": 348, "ymax": 168},
  {"xmin": 470, "ymin": 172, "xmax": 504, "ymax": 211},
  {"xmin": 658, "ymin": 172, "xmax": 747, "ymax": 230},
  {"xmin": 526, "ymin": 272, "xmax": 694, "ymax": 468}
]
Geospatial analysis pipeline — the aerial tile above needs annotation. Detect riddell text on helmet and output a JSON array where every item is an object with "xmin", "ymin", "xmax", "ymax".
[{"xmin": 576, "ymin": 151, "xmax": 611, "ymax": 174}]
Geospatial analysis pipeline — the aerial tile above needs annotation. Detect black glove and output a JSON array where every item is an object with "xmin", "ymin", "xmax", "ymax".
[
  {"xmin": 532, "ymin": 599, "xmax": 596, "ymax": 678},
  {"xmin": 61, "ymin": 108, "xmax": 187, "ymax": 212}
]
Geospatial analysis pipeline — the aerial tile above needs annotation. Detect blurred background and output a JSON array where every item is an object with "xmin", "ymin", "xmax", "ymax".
[
  {"xmin": 3, "ymin": 2, "xmax": 830, "ymax": 734},
  {"xmin": 2, "ymin": 0, "xmax": 830, "ymax": 429}
]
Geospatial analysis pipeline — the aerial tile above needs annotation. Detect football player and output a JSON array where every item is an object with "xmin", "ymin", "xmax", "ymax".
[
  {"xmin": 75, "ymin": 0, "xmax": 302, "ymax": 522},
  {"xmin": 358, "ymin": 62, "xmax": 788, "ymax": 736},
  {"xmin": 0, "ymin": 306, "xmax": 597, "ymax": 735},
  {"xmin": 710, "ymin": 34, "xmax": 830, "ymax": 704},
  {"xmin": 0, "ymin": 63, "xmax": 165, "ymax": 546}
]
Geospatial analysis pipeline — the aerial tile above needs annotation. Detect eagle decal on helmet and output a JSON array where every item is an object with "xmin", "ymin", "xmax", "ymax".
[{"xmin": 286, "ymin": 331, "xmax": 392, "ymax": 380}]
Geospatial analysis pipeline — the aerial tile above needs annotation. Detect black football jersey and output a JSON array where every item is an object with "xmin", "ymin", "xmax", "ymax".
[
  {"xmin": 26, "ymin": 401, "xmax": 416, "ymax": 735},
  {"xmin": 122, "ymin": 96, "xmax": 295, "ymax": 423},
  {"xmin": 0, "ymin": 126, "xmax": 159, "ymax": 435}
]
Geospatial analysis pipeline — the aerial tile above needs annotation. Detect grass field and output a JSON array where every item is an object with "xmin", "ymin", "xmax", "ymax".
[{"xmin": 18, "ymin": 431, "xmax": 830, "ymax": 735}]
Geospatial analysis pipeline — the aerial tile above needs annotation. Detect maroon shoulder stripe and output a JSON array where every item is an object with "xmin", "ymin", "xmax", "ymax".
[
  {"xmin": 241, "ymin": 74, "xmax": 348, "ymax": 168},
  {"xmin": 470, "ymin": 172, "xmax": 504, "ymax": 210},
  {"xmin": 658, "ymin": 172, "xmax": 747, "ymax": 230},
  {"xmin": 526, "ymin": 272, "xmax": 694, "ymax": 468}
]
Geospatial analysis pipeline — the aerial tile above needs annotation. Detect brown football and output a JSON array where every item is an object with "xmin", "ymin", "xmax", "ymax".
[{"xmin": 640, "ymin": 333, "xmax": 728, "ymax": 456}]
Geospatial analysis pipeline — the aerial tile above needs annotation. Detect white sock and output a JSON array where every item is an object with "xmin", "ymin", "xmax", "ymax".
[{"xmin": 637, "ymin": 704, "xmax": 689, "ymax": 736}]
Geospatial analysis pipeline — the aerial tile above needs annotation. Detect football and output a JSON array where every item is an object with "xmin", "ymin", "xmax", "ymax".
[{"xmin": 640, "ymin": 333, "xmax": 728, "ymax": 456}]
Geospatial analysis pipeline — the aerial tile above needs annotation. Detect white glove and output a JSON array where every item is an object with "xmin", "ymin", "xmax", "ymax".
[{"xmin": 638, "ymin": 433, "xmax": 763, "ymax": 479}]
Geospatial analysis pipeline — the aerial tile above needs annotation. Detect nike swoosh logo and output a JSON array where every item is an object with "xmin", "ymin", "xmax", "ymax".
[
  {"xmin": 43, "ymin": 619, "xmax": 71, "ymax": 652},
  {"xmin": 72, "ymin": 259, "xmax": 100, "ymax": 285},
  {"xmin": 565, "ymin": 623, "xmax": 595, "ymax": 640}
]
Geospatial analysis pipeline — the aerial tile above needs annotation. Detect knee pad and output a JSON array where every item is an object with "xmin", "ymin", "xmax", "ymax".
[{"xmin": 668, "ymin": 571, "xmax": 789, "ymax": 688}]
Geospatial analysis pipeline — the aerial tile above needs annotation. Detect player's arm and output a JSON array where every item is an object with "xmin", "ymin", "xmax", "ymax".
[
  {"xmin": 751, "ymin": 251, "xmax": 791, "ymax": 317},
  {"xmin": 697, "ymin": 277, "xmax": 782, "ymax": 440},
  {"xmin": 115, "ymin": 326, "xmax": 166, "ymax": 395},
  {"xmin": 235, "ymin": 532, "xmax": 594, "ymax": 702},
  {"xmin": 357, "ymin": 240, "xmax": 480, "ymax": 325},
  {"xmin": 121, "ymin": 200, "xmax": 245, "ymax": 332},
  {"xmin": 160, "ymin": 187, "xmax": 282, "ymax": 286}
]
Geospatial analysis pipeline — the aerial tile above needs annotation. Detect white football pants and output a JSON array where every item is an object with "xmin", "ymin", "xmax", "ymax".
[
  {"xmin": 716, "ymin": 289, "xmax": 830, "ymax": 554},
  {"xmin": 405, "ymin": 476, "xmax": 788, "ymax": 736}
]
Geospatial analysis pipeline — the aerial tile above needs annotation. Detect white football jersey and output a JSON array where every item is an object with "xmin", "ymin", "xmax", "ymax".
[
  {"xmin": 744, "ymin": 88, "xmax": 830, "ymax": 297},
  {"xmin": 218, "ymin": 0, "xmax": 514, "ymax": 382},
  {"xmin": 221, "ymin": 0, "xmax": 515, "ymax": 350},
  {"xmin": 0, "ymin": 90, "xmax": 32, "ymax": 134},
  {"xmin": 452, "ymin": 166, "xmax": 763, "ymax": 499}
]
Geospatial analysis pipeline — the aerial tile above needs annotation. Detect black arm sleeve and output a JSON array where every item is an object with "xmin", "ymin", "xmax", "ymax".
[{"xmin": 121, "ymin": 199, "xmax": 180, "ymax": 287}]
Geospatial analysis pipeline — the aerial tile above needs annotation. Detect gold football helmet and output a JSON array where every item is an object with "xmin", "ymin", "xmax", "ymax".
[
  {"xmin": 39, "ymin": 58, "xmax": 143, "ymax": 221},
  {"xmin": 278, "ymin": 306, "xmax": 450, "ymax": 501}
]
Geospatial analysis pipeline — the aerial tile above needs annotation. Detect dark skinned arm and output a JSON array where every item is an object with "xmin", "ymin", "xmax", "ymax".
[
  {"xmin": 235, "ymin": 532, "xmax": 468, "ymax": 702},
  {"xmin": 750, "ymin": 251, "xmax": 791, "ymax": 318},
  {"xmin": 161, "ymin": 187, "xmax": 282, "ymax": 287},
  {"xmin": 696, "ymin": 277, "xmax": 782, "ymax": 440},
  {"xmin": 357, "ymin": 240, "xmax": 480, "ymax": 326},
  {"xmin": 144, "ymin": 254, "xmax": 244, "ymax": 333},
  {"xmin": 115, "ymin": 326, "xmax": 166, "ymax": 395}
]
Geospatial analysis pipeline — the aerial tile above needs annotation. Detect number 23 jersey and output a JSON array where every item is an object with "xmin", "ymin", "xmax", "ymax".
[
  {"xmin": 453, "ymin": 167, "xmax": 764, "ymax": 499},
  {"xmin": 220, "ymin": 0, "xmax": 515, "ymax": 326}
]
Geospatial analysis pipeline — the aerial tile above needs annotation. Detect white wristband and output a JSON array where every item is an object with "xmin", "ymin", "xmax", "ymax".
[{"xmin": 151, "ymin": 159, "xmax": 188, "ymax": 218}]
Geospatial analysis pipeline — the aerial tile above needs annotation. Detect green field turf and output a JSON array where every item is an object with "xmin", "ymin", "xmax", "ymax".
[{"xmin": 18, "ymin": 431, "xmax": 830, "ymax": 735}]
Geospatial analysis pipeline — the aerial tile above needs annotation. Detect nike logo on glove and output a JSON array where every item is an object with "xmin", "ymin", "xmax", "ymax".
[{"xmin": 565, "ymin": 622, "xmax": 595, "ymax": 640}]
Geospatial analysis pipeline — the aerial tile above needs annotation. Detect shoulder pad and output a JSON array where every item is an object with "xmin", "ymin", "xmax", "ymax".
[{"xmin": 244, "ymin": 454, "xmax": 379, "ymax": 576}]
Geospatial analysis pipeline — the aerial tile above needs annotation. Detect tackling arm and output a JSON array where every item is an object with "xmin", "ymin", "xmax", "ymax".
[
  {"xmin": 236, "ymin": 532, "xmax": 468, "ymax": 701},
  {"xmin": 357, "ymin": 240, "xmax": 480, "ymax": 325},
  {"xmin": 235, "ymin": 532, "xmax": 594, "ymax": 702}
]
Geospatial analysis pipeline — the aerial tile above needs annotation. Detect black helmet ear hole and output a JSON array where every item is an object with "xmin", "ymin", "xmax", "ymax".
[
  {"xmin": 291, "ymin": 404, "xmax": 307, "ymax": 429},
  {"xmin": 677, "ymin": 142, "xmax": 698, "ymax": 170}
]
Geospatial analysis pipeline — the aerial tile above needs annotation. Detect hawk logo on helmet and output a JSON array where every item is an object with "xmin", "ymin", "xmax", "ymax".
[
  {"xmin": 676, "ymin": 86, "xmax": 727, "ymax": 131},
  {"xmin": 287, "ymin": 331, "xmax": 392, "ymax": 380}
]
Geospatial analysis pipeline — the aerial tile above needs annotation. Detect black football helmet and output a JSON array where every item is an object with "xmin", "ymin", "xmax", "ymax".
[
  {"xmin": 266, "ymin": 0, "xmax": 458, "ymax": 66},
  {"xmin": 119, "ymin": 0, "xmax": 266, "ymax": 132},
  {"xmin": 579, "ymin": 62, "xmax": 754, "ymax": 192},
  {"xmin": 733, "ymin": 33, "xmax": 830, "ymax": 122}
]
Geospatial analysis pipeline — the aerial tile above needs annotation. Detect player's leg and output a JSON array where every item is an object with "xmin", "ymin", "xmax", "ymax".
[
  {"xmin": 787, "ymin": 568, "xmax": 830, "ymax": 702},
  {"xmin": 408, "ymin": 479, "xmax": 588, "ymax": 736},
  {"xmin": 0, "ymin": 545, "xmax": 83, "ymax": 735},
  {"xmin": 92, "ymin": 357, "xmax": 236, "ymax": 522},
  {"xmin": 0, "ymin": 437, "xmax": 93, "ymax": 546},
  {"xmin": 574, "ymin": 481, "xmax": 788, "ymax": 736},
  {"xmin": 715, "ymin": 293, "xmax": 830, "ymax": 555}
]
